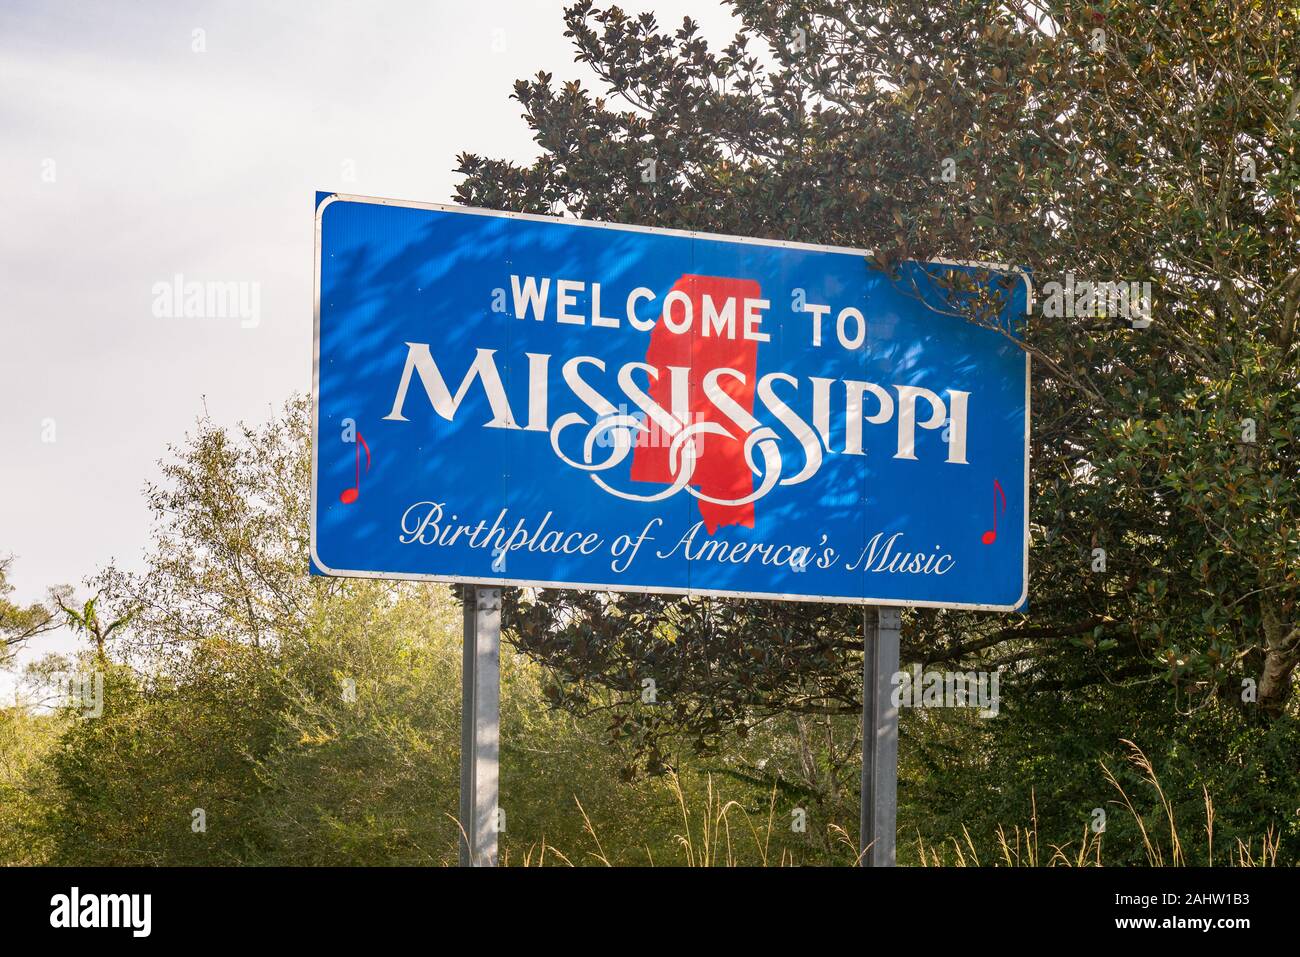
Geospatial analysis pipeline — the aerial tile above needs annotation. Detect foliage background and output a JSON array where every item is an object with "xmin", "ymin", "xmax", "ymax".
[{"xmin": 1, "ymin": 396, "xmax": 1295, "ymax": 866}]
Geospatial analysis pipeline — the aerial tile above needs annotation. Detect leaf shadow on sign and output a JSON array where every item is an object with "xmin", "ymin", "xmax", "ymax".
[
  {"xmin": 853, "ymin": 262, "xmax": 1029, "ymax": 607},
  {"xmin": 319, "ymin": 204, "xmax": 517, "ymax": 572},
  {"xmin": 317, "ymin": 202, "xmax": 1028, "ymax": 606}
]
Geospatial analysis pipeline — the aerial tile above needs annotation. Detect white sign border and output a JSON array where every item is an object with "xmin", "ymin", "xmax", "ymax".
[{"xmin": 311, "ymin": 192, "xmax": 1032, "ymax": 612}]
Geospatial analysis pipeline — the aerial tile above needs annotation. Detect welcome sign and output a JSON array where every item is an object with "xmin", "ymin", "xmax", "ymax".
[{"xmin": 312, "ymin": 194, "xmax": 1030, "ymax": 610}]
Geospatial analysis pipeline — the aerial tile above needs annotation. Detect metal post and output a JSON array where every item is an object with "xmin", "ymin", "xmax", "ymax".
[
  {"xmin": 460, "ymin": 585, "xmax": 500, "ymax": 866},
  {"xmin": 861, "ymin": 606, "xmax": 901, "ymax": 866}
]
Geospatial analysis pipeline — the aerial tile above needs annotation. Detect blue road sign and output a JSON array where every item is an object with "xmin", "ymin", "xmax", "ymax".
[{"xmin": 313, "ymin": 194, "xmax": 1030, "ymax": 610}]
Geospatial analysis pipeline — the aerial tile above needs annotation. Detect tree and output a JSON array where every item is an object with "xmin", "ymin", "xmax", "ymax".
[
  {"xmin": 54, "ymin": 595, "xmax": 132, "ymax": 669},
  {"xmin": 17, "ymin": 398, "xmax": 836, "ymax": 865},
  {"xmin": 0, "ymin": 556, "xmax": 58, "ymax": 671},
  {"xmin": 453, "ymin": 0, "xmax": 1300, "ymax": 777}
]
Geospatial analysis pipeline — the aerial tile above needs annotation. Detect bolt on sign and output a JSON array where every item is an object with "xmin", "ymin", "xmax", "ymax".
[{"xmin": 312, "ymin": 194, "xmax": 1030, "ymax": 610}]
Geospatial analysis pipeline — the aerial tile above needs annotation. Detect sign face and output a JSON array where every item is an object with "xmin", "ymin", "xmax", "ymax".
[{"xmin": 313, "ymin": 194, "xmax": 1030, "ymax": 610}]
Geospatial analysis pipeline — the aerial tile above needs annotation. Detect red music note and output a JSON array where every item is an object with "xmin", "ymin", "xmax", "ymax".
[
  {"xmin": 339, "ymin": 432, "xmax": 371, "ymax": 504},
  {"xmin": 981, "ymin": 478, "xmax": 1006, "ymax": 545}
]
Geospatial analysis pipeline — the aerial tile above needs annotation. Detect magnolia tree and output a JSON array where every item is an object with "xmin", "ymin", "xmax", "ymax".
[{"xmin": 452, "ymin": 0, "xmax": 1300, "ymax": 772}]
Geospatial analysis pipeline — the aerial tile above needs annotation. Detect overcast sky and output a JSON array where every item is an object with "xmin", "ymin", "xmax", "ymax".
[{"xmin": 0, "ymin": 0, "xmax": 743, "ymax": 700}]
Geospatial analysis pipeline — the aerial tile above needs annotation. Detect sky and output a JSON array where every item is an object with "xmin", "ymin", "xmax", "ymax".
[{"xmin": 0, "ymin": 0, "xmax": 744, "ymax": 700}]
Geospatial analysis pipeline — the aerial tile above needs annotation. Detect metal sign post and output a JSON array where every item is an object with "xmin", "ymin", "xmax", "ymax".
[
  {"xmin": 861, "ymin": 606, "xmax": 901, "ymax": 866},
  {"xmin": 459, "ymin": 585, "xmax": 500, "ymax": 867}
]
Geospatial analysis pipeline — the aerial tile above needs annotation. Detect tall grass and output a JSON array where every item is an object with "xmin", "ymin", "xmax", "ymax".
[
  {"xmin": 915, "ymin": 739, "xmax": 1281, "ymax": 867},
  {"xmin": 509, "ymin": 741, "xmax": 1286, "ymax": 866}
]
